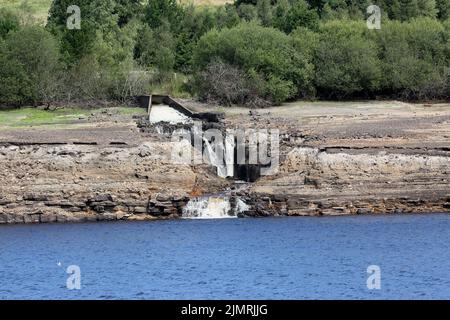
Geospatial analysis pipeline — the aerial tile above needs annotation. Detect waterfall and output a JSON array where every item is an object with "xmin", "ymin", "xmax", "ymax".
[
  {"xmin": 235, "ymin": 198, "xmax": 250, "ymax": 214},
  {"xmin": 202, "ymin": 134, "xmax": 234, "ymax": 179},
  {"xmin": 182, "ymin": 196, "xmax": 250, "ymax": 219}
]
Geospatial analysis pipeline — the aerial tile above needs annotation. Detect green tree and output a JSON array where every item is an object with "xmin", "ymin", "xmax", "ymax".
[
  {"xmin": 114, "ymin": 0, "xmax": 144, "ymax": 26},
  {"xmin": 0, "ymin": 49, "xmax": 32, "ymax": 106},
  {"xmin": 0, "ymin": 9, "xmax": 20, "ymax": 39},
  {"xmin": 145, "ymin": 0, "xmax": 182, "ymax": 30},
  {"xmin": 47, "ymin": 0, "xmax": 119, "ymax": 63},
  {"xmin": 314, "ymin": 21, "xmax": 382, "ymax": 98},
  {"xmin": 234, "ymin": 0, "xmax": 258, "ymax": 5},
  {"xmin": 320, "ymin": 0, "xmax": 349, "ymax": 20},
  {"xmin": 193, "ymin": 22, "xmax": 314, "ymax": 104},
  {"xmin": 390, "ymin": 0, "xmax": 403, "ymax": 19},
  {"xmin": 174, "ymin": 6, "xmax": 216, "ymax": 71},
  {"xmin": 418, "ymin": 0, "xmax": 438, "ymax": 18},
  {"xmin": 215, "ymin": 4, "xmax": 241, "ymax": 29},
  {"xmin": 275, "ymin": 0, "xmax": 319, "ymax": 33},
  {"xmin": 257, "ymin": 0, "xmax": 273, "ymax": 26},
  {"xmin": 272, "ymin": 0, "xmax": 290, "ymax": 29},
  {"xmin": 0, "ymin": 26, "xmax": 62, "ymax": 105},
  {"xmin": 376, "ymin": 18, "xmax": 448, "ymax": 99},
  {"xmin": 237, "ymin": 4, "xmax": 258, "ymax": 21},
  {"xmin": 291, "ymin": 26, "xmax": 319, "ymax": 97},
  {"xmin": 135, "ymin": 20, "xmax": 175, "ymax": 76},
  {"xmin": 401, "ymin": 0, "xmax": 420, "ymax": 20},
  {"xmin": 436, "ymin": 0, "xmax": 450, "ymax": 19},
  {"xmin": 47, "ymin": 0, "xmax": 118, "ymax": 32}
]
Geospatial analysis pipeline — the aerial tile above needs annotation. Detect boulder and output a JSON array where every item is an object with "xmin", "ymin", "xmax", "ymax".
[
  {"xmin": 356, "ymin": 208, "xmax": 372, "ymax": 215},
  {"xmin": 133, "ymin": 206, "xmax": 147, "ymax": 214},
  {"xmin": 40, "ymin": 214, "xmax": 57, "ymax": 223}
]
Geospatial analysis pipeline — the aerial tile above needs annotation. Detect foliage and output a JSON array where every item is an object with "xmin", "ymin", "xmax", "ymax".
[
  {"xmin": 0, "ymin": 26, "xmax": 61, "ymax": 105},
  {"xmin": 192, "ymin": 22, "xmax": 314, "ymax": 104},
  {"xmin": 0, "ymin": 9, "xmax": 20, "ymax": 39},
  {"xmin": 0, "ymin": 0, "xmax": 449, "ymax": 107},
  {"xmin": 313, "ymin": 20, "xmax": 382, "ymax": 98}
]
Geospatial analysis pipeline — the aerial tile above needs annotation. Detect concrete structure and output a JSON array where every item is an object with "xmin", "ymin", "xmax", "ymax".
[
  {"xmin": 138, "ymin": 95, "xmax": 194, "ymax": 124},
  {"xmin": 138, "ymin": 94, "xmax": 224, "ymax": 124}
]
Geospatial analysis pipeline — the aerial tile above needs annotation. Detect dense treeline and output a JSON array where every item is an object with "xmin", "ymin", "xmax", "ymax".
[{"xmin": 0, "ymin": 0, "xmax": 449, "ymax": 107}]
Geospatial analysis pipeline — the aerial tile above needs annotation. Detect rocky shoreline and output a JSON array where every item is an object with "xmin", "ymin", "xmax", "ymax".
[{"xmin": 0, "ymin": 100, "xmax": 449, "ymax": 224}]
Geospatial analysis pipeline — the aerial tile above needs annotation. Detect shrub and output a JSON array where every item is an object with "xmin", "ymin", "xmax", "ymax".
[
  {"xmin": 436, "ymin": 0, "xmax": 450, "ymax": 19},
  {"xmin": 135, "ymin": 21, "xmax": 175, "ymax": 76},
  {"xmin": 0, "ymin": 26, "xmax": 62, "ymax": 106},
  {"xmin": 375, "ymin": 18, "xmax": 449, "ymax": 99},
  {"xmin": 0, "ymin": 9, "xmax": 20, "ymax": 39},
  {"xmin": 273, "ymin": 0, "xmax": 319, "ymax": 33},
  {"xmin": 194, "ymin": 59, "xmax": 260, "ymax": 106},
  {"xmin": 192, "ymin": 22, "xmax": 313, "ymax": 105},
  {"xmin": 314, "ymin": 20, "xmax": 382, "ymax": 98},
  {"xmin": 0, "ymin": 51, "xmax": 32, "ymax": 106},
  {"xmin": 237, "ymin": 4, "xmax": 258, "ymax": 22}
]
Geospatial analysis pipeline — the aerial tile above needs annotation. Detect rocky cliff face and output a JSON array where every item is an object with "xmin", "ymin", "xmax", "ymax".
[
  {"xmin": 0, "ymin": 101, "xmax": 449, "ymax": 224},
  {"xmin": 0, "ymin": 142, "xmax": 228, "ymax": 224},
  {"xmin": 238, "ymin": 147, "xmax": 450, "ymax": 216}
]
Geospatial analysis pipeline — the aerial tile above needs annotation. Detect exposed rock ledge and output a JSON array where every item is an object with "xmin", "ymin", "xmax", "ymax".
[
  {"xmin": 239, "ymin": 147, "xmax": 450, "ymax": 216},
  {"xmin": 0, "ymin": 101, "xmax": 449, "ymax": 223},
  {"xmin": 0, "ymin": 143, "xmax": 448, "ymax": 224},
  {"xmin": 0, "ymin": 143, "xmax": 229, "ymax": 224}
]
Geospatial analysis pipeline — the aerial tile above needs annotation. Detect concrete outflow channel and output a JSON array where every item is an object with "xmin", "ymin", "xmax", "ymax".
[
  {"xmin": 140, "ymin": 94, "xmax": 269, "ymax": 183},
  {"xmin": 138, "ymin": 94, "xmax": 268, "ymax": 218}
]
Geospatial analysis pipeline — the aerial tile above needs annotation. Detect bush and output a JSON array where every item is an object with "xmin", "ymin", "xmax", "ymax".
[
  {"xmin": 192, "ymin": 22, "xmax": 314, "ymax": 105},
  {"xmin": 314, "ymin": 20, "xmax": 382, "ymax": 98},
  {"xmin": 135, "ymin": 21, "xmax": 175, "ymax": 76},
  {"xmin": 273, "ymin": 0, "xmax": 319, "ymax": 33},
  {"xmin": 375, "ymin": 18, "xmax": 449, "ymax": 99},
  {"xmin": 1, "ymin": 0, "xmax": 449, "ymax": 108},
  {"xmin": 237, "ymin": 4, "xmax": 258, "ymax": 22},
  {"xmin": 0, "ymin": 26, "xmax": 62, "ymax": 106},
  {"xmin": 194, "ymin": 59, "xmax": 271, "ymax": 106},
  {"xmin": 0, "ymin": 52, "xmax": 32, "ymax": 106},
  {"xmin": 282, "ymin": 0, "xmax": 319, "ymax": 33},
  {"xmin": 0, "ymin": 9, "xmax": 20, "ymax": 39}
]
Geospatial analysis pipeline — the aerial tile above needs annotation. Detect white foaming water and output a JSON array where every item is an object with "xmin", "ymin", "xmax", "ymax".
[
  {"xmin": 202, "ymin": 138, "xmax": 226, "ymax": 178},
  {"xmin": 182, "ymin": 196, "xmax": 250, "ymax": 219},
  {"xmin": 235, "ymin": 198, "xmax": 250, "ymax": 213},
  {"xmin": 202, "ymin": 134, "xmax": 235, "ymax": 178},
  {"xmin": 183, "ymin": 196, "xmax": 233, "ymax": 219},
  {"xmin": 149, "ymin": 105, "xmax": 192, "ymax": 124}
]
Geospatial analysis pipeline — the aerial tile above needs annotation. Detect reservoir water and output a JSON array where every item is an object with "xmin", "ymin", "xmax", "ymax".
[{"xmin": 1, "ymin": 214, "xmax": 450, "ymax": 299}]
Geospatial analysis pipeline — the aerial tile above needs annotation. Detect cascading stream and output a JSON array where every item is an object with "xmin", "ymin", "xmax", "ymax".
[
  {"xmin": 182, "ymin": 196, "xmax": 234, "ymax": 219},
  {"xmin": 182, "ymin": 192, "xmax": 250, "ymax": 219}
]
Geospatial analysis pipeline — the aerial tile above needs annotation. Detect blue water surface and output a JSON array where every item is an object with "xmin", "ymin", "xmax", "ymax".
[{"xmin": 1, "ymin": 214, "xmax": 450, "ymax": 299}]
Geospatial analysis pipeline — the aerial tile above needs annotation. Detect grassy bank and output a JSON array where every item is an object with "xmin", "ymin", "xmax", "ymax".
[
  {"xmin": 1, "ymin": 0, "xmax": 52, "ymax": 23},
  {"xmin": 0, "ymin": 106, "xmax": 146, "ymax": 127},
  {"xmin": 0, "ymin": 0, "xmax": 231, "ymax": 23}
]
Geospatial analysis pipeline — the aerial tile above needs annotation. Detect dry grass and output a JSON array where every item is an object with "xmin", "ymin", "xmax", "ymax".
[
  {"xmin": 179, "ymin": 0, "xmax": 232, "ymax": 6},
  {"xmin": 0, "ymin": 0, "xmax": 232, "ymax": 26},
  {"xmin": 0, "ymin": 0, "xmax": 52, "ymax": 24}
]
